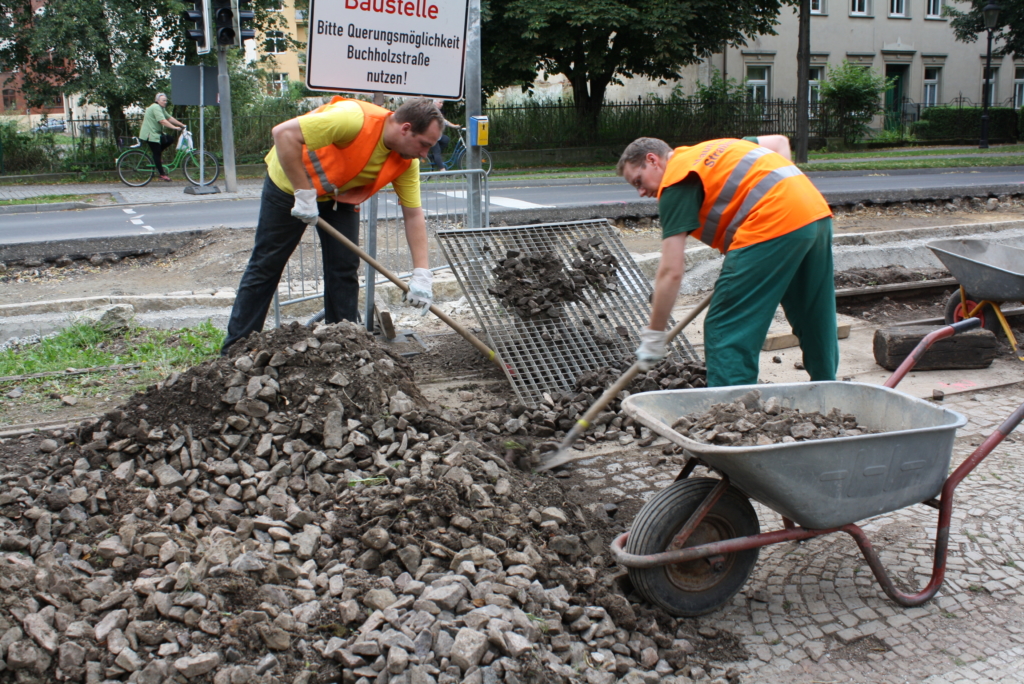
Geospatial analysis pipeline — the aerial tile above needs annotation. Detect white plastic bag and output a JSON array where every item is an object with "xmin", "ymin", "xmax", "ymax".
[{"xmin": 177, "ymin": 130, "xmax": 193, "ymax": 151}]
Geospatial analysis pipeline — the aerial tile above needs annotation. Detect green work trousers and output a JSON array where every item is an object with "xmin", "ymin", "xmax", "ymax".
[{"xmin": 703, "ymin": 217, "xmax": 838, "ymax": 387}]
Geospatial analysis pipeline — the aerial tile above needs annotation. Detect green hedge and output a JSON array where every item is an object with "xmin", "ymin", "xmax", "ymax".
[{"xmin": 912, "ymin": 106, "xmax": 1018, "ymax": 142}]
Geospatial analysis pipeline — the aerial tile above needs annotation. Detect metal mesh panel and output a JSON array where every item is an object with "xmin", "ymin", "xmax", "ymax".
[{"xmin": 436, "ymin": 219, "xmax": 700, "ymax": 407}]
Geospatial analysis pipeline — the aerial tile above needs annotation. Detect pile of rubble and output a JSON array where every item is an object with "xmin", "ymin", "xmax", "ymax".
[
  {"xmin": 487, "ymin": 239, "xmax": 619, "ymax": 321},
  {"xmin": 0, "ymin": 321, "xmax": 740, "ymax": 684},
  {"xmin": 671, "ymin": 390, "xmax": 875, "ymax": 446},
  {"xmin": 444, "ymin": 358, "xmax": 707, "ymax": 449}
]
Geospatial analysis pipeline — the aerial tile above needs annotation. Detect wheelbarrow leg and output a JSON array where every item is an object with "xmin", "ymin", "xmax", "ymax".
[
  {"xmin": 674, "ymin": 457, "xmax": 701, "ymax": 482},
  {"xmin": 987, "ymin": 304, "xmax": 1024, "ymax": 361}
]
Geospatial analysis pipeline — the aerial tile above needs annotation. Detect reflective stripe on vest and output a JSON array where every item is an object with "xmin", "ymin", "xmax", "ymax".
[
  {"xmin": 720, "ymin": 164, "xmax": 805, "ymax": 251},
  {"xmin": 701, "ymin": 147, "xmax": 772, "ymax": 247},
  {"xmin": 306, "ymin": 148, "xmax": 336, "ymax": 194}
]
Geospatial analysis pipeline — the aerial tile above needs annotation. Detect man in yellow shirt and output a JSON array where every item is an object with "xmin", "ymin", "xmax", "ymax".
[{"xmin": 223, "ymin": 97, "xmax": 444, "ymax": 353}]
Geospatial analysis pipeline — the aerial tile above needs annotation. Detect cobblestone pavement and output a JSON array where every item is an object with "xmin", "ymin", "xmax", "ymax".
[
  {"xmin": 573, "ymin": 386, "xmax": 1024, "ymax": 683},
  {"xmin": 0, "ymin": 178, "xmax": 263, "ymax": 204}
]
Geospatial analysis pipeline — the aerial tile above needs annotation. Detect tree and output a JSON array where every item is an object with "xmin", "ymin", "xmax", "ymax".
[
  {"xmin": 818, "ymin": 61, "xmax": 893, "ymax": 145},
  {"xmin": 948, "ymin": 0, "xmax": 1024, "ymax": 60},
  {"xmin": 0, "ymin": 0, "xmax": 294, "ymax": 130},
  {"xmin": 481, "ymin": 0, "xmax": 795, "ymax": 123}
]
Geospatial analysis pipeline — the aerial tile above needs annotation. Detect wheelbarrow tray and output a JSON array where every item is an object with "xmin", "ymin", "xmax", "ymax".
[
  {"xmin": 928, "ymin": 238, "xmax": 1024, "ymax": 302},
  {"xmin": 622, "ymin": 382, "xmax": 966, "ymax": 529}
]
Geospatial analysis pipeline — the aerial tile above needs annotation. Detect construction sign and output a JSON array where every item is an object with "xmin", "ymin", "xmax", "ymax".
[{"xmin": 306, "ymin": 0, "xmax": 469, "ymax": 99}]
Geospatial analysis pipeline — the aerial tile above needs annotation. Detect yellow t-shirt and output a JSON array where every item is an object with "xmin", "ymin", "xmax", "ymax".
[{"xmin": 265, "ymin": 100, "xmax": 421, "ymax": 208}]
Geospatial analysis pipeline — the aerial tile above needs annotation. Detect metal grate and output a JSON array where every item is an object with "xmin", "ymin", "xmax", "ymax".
[{"xmin": 436, "ymin": 219, "xmax": 700, "ymax": 407}]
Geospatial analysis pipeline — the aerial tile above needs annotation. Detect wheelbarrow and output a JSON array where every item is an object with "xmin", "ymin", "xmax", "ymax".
[
  {"xmin": 611, "ymin": 319, "xmax": 1024, "ymax": 617},
  {"xmin": 928, "ymin": 238, "xmax": 1024, "ymax": 361}
]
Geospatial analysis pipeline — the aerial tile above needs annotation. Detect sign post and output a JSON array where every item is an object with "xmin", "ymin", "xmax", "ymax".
[
  {"xmin": 306, "ymin": 0, "xmax": 468, "ymax": 99},
  {"xmin": 305, "ymin": 0, "xmax": 472, "ymax": 331}
]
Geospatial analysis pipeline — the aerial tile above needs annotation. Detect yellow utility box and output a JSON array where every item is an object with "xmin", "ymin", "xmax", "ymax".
[{"xmin": 468, "ymin": 115, "xmax": 489, "ymax": 146}]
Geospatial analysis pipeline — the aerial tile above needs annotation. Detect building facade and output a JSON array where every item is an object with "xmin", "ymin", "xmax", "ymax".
[
  {"xmin": 250, "ymin": 0, "xmax": 308, "ymax": 95},
  {"xmin": 707, "ymin": 0, "xmax": 1023, "ymax": 122}
]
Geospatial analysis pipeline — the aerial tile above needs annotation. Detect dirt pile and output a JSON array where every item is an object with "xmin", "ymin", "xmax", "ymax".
[
  {"xmin": 834, "ymin": 265, "xmax": 949, "ymax": 290},
  {"xmin": 487, "ymin": 239, "xmax": 619, "ymax": 320},
  {"xmin": 671, "ymin": 389, "xmax": 875, "ymax": 446},
  {"xmin": 0, "ymin": 321, "xmax": 737, "ymax": 684}
]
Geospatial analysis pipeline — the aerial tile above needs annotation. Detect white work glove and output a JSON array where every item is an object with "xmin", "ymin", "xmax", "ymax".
[
  {"xmin": 291, "ymin": 188, "xmax": 319, "ymax": 225},
  {"xmin": 405, "ymin": 268, "xmax": 433, "ymax": 315},
  {"xmin": 635, "ymin": 328, "xmax": 668, "ymax": 371}
]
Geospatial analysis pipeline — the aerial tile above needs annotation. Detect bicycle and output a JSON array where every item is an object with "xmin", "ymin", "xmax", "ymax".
[
  {"xmin": 425, "ymin": 127, "xmax": 491, "ymax": 176},
  {"xmin": 116, "ymin": 128, "xmax": 220, "ymax": 187}
]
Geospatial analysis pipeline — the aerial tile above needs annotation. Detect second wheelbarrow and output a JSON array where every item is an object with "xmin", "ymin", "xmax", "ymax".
[
  {"xmin": 928, "ymin": 237, "xmax": 1024, "ymax": 360},
  {"xmin": 611, "ymin": 319, "xmax": 1024, "ymax": 617}
]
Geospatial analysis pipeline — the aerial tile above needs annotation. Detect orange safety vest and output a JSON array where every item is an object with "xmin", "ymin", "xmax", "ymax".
[
  {"xmin": 657, "ymin": 138, "xmax": 831, "ymax": 252},
  {"xmin": 300, "ymin": 97, "xmax": 412, "ymax": 205}
]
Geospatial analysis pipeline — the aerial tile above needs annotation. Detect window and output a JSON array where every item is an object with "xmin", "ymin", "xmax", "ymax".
[
  {"xmin": 889, "ymin": 0, "xmax": 906, "ymax": 16},
  {"xmin": 926, "ymin": 0, "xmax": 942, "ymax": 17},
  {"xmin": 50, "ymin": 92, "xmax": 63, "ymax": 108},
  {"xmin": 1014, "ymin": 67, "xmax": 1024, "ymax": 108},
  {"xmin": 269, "ymin": 72, "xmax": 288, "ymax": 95},
  {"xmin": 264, "ymin": 31, "xmax": 286, "ymax": 54},
  {"xmin": 2, "ymin": 89, "xmax": 17, "ymax": 110},
  {"xmin": 746, "ymin": 66, "xmax": 770, "ymax": 102},
  {"xmin": 267, "ymin": 0, "xmax": 282, "ymax": 10},
  {"xmin": 923, "ymin": 67, "xmax": 940, "ymax": 107},
  {"xmin": 851, "ymin": 0, "xmax": 868, "ymax": 15},
  {"xmin": 808, "ymin": 67, "xmax": 824, "ymax": 107},
  {"xmin": 811, "ymin": 0, "xmax": 825, "ymax": 13},
  {"xmin": 983, "ymin": 66, "xmax": 999, "ymax": 106}
]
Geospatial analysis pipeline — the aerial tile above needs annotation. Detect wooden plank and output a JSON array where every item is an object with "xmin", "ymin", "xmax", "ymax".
[
  {"xmin": 873, "ymin": 325, "xmax": 998, "ymax": 371},
  {"xmin": 374, "ymin": 293, "xmax": 396, "ymax": 340},
  {"xmin": 762, "ymin": 323, "xmax": 851, "ymax": 351}
]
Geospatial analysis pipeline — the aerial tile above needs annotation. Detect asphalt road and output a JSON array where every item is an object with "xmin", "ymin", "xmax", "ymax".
[{"xmin": 1, "ymin": 166, "xmax": 1022, "ymax": 245}]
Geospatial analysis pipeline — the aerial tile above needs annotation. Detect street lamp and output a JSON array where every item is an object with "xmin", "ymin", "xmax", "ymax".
[{"xmin": 979, "ymin": 3, "xmax": 1000, "ymax": 149}]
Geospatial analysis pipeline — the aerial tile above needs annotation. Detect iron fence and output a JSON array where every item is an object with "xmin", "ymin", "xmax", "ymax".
[{"xmin": 271, "ymin": 169, "xmax": 490, "ymax": 326}]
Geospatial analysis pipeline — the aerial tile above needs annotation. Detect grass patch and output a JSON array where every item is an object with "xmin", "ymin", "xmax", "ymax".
[
  {"xmin": 807, "ymin": 144, "xmax": 1024, "ymax": 161},
  {"xmin": 800, "ymin": 155, "xmax": 1024, "ymax": 173},
  {"xmin": 0, "ymin": 320, "xmax": 224, "ymax": 421},
  {"xmin": 0, "ymin": 194, "xmax": 95, "ymax": 206}
]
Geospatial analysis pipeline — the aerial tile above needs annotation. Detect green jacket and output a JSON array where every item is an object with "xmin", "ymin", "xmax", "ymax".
[{"xmin": 139, "ymin": 103, "xmax": 170, "ymax": 143}]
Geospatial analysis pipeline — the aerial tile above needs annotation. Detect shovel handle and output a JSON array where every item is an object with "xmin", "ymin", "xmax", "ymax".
[
  {"xmin": 535, "ymin": 290, "xmax": 714, "ymax": 472},
  {"xmin": 315, "ymin": 217, "xmax": 505, "ymax": 371}
]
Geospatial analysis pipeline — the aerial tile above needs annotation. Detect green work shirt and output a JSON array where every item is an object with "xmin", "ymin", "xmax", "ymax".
[
  {"xmin": 660, "ymin": 137, "xmax": 760, "ymax": 240},
  {"xmin": 139, "ymin": 103, "xmax": 171, "ymax": 144}
]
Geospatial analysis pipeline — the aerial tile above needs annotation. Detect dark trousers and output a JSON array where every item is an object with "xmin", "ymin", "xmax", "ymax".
[
  {"xmin": 223, "ymin": 176, "xmax": 361, "ymax": 352},
  {"xmin": 147, "ymin": 139, "xmax": 170, "ymax": 175},
  {"xmin": 428, "ymin": 133, "xmax": 450, "ymax": 169}
]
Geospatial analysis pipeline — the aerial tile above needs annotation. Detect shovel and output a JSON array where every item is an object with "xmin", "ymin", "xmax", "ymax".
[
  {"xmin": 535, "ymin": 290, "xmax": 714, "ymax": 472},
  {"xmin": 315, "ymin": 216, "xmax": 506, "ymax": 372}
]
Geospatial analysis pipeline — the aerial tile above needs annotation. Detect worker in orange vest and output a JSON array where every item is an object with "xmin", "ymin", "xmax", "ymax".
[
  {"xmin": 223, "ymin": 97, "xmax": 444, "ymax": 353},
  {"xmin": 618, "ymin": 136, "xmax": 838, "ymax": 387}
]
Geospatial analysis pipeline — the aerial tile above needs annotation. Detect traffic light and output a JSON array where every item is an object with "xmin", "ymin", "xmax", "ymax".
[
  {"xmin": 234, "ymin": 0, "xmax": 256, "ymax": 44},
  {"xmin": 212, "ymin": 0, "xmax": 235, "ymax": 46},
  {"xmin": 182, "ymin": 0, "xmax": 211, "ymax": 55}
]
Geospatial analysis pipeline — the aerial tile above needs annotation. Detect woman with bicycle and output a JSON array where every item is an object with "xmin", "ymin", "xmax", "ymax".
[
  {"xmin": 139, "ymin": 93, "xmax": 186, "ymax": 182},
  {"xmin": 426, "ymin": 99, "xmax": 462, "ymax": 170}
]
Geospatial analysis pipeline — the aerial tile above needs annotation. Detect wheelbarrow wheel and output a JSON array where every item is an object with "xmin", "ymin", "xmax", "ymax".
[
  {"xmin": 625, "ymin": 478, "xmax": 759, "ymax": 617},
  {"xmin": 944, "ymin": 290, "xmax": 1000, "ymax": 334}
]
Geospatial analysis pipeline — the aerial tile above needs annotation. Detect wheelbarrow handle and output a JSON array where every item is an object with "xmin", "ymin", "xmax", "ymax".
[{"xmin": 884, "ymin": 317, "xmax": 981, "ymax": 389}]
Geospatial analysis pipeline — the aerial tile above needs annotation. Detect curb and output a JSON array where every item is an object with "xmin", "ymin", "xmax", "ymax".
[{"xmin": 0, "ymin": 201, "xmax": 96, "ymax": 214}]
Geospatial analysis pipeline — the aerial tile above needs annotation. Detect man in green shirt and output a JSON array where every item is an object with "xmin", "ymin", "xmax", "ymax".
[{"xmin": 139, "ymin": 93, "xmax": 185, "ymax": 182}]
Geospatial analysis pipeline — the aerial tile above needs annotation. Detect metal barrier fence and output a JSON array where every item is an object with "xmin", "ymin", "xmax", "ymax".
[{"xmin": 271, "ymin": 168, "xmax": 489, "ymax": 326}]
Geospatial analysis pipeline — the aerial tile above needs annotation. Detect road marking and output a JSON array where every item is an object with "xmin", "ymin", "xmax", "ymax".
[
  {"xmin": 130, "ymin": 218, "xmax": 144, "ymax": 225},
  {"xmin": 440, "ymin": 191, "xmax": 553, "ymax": 209},
  {"xmin": 141, "ymin": 226, "xmax": 154, "ymax": 232},
  {"xmin": 123, "ymin": 209, "xmax": 136, "ymax": 214}
]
